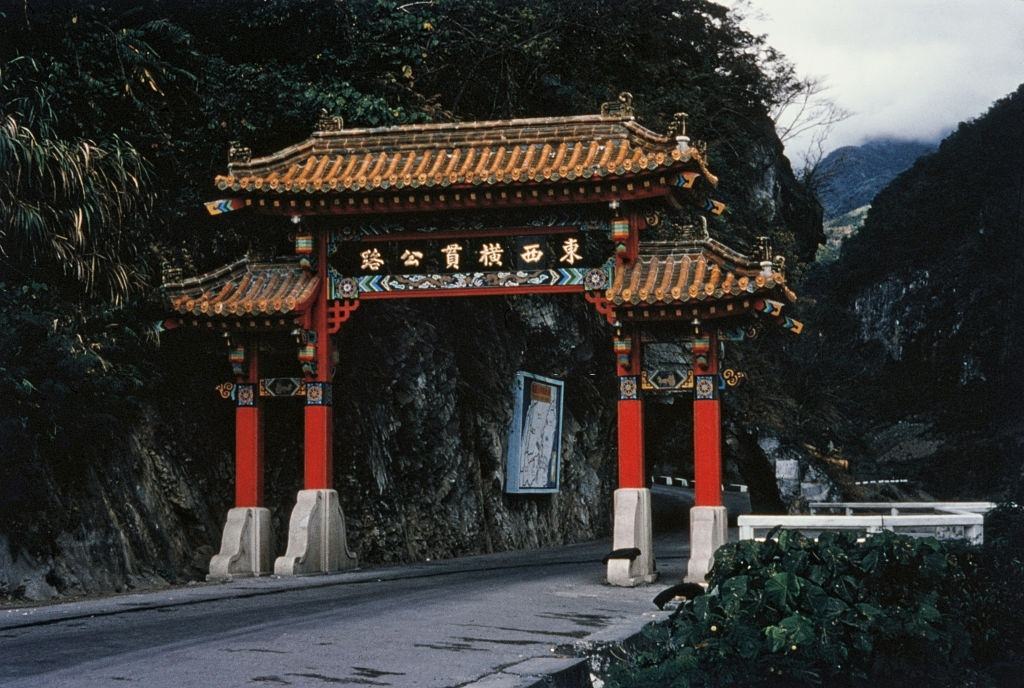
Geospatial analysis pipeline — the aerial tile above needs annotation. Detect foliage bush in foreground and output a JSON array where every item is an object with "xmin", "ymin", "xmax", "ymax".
[{"xmin": 609, "ymin": 507, "xmax": 1024, "ymax": 687}]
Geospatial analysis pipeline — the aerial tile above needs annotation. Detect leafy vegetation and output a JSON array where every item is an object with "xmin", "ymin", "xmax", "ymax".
[{"xmin": 607, "ymin": 515, "xmax": 1024, "ymax": 687}]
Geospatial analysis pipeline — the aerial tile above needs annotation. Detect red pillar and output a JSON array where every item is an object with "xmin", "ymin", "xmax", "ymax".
[
  {"xmin": 235, "ymin": 342, "xmax": 264, "ymax": 507},
  {"xmin": 304, "ymin": 230, "xmax": 333, "ymax": 490},
  {"xmin": 616, "ymin": 329, "xmax": 645, "ymax": 489},
  {"xmin": 693, "ymin": 331, "xmax": 722, "ymax": 507}
]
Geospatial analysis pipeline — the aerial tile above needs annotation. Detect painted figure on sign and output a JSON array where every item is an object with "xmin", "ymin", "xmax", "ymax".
[
  {"xmin": 360, "ymin": 248, "xmax": 384, "ymax": 271},
  {"xmin": 518, "ymin": 382, "xmax": 559, "ymax": 489},
  {"xmin": 560, "ymin": 237, "xmax": 583, "ymax": 265},
  {"xmin": 478, "ymin": 242, "xmax": 504, "ymax": 267}
]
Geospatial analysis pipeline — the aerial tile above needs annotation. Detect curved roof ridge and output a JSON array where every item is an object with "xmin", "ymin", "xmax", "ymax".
[
  {"xmin": 229, "ymin": 113, "xmax": 672, "ymax": 175},
  {"xmin": 164, "ymin": 258, "xmax": 319, "ymax": 320}
]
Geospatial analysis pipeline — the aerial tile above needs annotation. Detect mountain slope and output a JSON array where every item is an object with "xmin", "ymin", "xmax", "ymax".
[
  {"xmin": 799, "ymin": 84, "xmax": 1024, "ymax": 500},
  {"xmin": 815, "ymin": 139, "xmax": 937, "ymax": 219}
]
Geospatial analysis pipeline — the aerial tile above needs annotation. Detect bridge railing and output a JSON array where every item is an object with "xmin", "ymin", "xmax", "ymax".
[
  {"xmin": 738, "ymin": 503, "xmax": 993, "ymax": 545},
  {"xmin": 652, "ymin": 475, "xmax": 748, "ymax": 492},
  {"xmin": 808, "ymin": 501, "xmax": 996, "ymax": 516}
]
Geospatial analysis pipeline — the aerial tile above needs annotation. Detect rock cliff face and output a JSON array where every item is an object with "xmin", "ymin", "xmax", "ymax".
[
  {"xmin": 1, "ymin": 294, "xmax": 619, "ymax": 600},
  {"xmin": 797, "ymin": 85, "xmax": 1024, "ymax": 502},
  {"xmin": 328, "ymin": 296, "xmax": 618, "ymax": 563}
]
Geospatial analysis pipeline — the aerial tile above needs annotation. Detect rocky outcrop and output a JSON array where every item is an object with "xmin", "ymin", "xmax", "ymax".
[
  {"xmin": 0, "ymin": 410, "xmax": 221, "ymax": 600},
  {"xmin": 1, "ymin": 295, "xmax": 619, "ymax": 601},
  {"xmin": 852, "ymin": 270, "xmax": 931, "ymax": 361},
  {"xmin": 798, "ymin": 84, "xmax": 1024, "ymax": 502},
  {"xmin": 330, "ymin": 297, "xmax": 617, "ymax": 564}
]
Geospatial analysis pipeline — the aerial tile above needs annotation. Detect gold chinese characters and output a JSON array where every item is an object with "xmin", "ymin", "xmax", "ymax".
[
  {"xmin": 520, "ymin": 243, "xmax": 544, "ymax": 263},
  {"xmin": 441, "ymin": 243, "xmax": 462, "ymax": 269},
  {"xmin": 360, "ymin": 248, "xmax": 384, "ymax": 271},
  {"xmin": 355, "ymin": 237, "xmax": 585, "ymax": 272},
  {"xmin": 478, "ymin": 242, "xmax": 504, "ymax": 267},
  {"xmin": 400, "ymin": 249, "xmax": 424, "ymax": 267},
  {"xmin": 560, "ymin": 237, "xmax": 582, "ymax": 265}
]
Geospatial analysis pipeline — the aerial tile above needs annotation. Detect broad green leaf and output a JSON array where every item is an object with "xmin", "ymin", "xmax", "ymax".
[
  {"xmin": 801, "ymin": 581, "xmax": 829, "ymax": 615},
  {"xmin": 779, "ymin": 613, "xmax": 816, "ymax": 646},
  {"xmin": 764, "ymin": 624, "xmax": 788, "ymax": 652},
  {"xmin": 765, "ymin": 572, "xmax": 802, "ymax": 610},
  {"xmin": 856, "ymin": 603, "xmax": 883, "ymax": 620},
  {"xmin": 720, "ymin": 574, "xmax": 749, "ymax": 599},
  {"xmin": 859, "ymin": 549, "xmax": 880, "ymax": 573}
]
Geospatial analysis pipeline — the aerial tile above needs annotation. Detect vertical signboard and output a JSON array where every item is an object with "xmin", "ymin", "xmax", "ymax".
[{"xmin": 505, "ymin": 372, "xmax": 564, "ymax": 494}]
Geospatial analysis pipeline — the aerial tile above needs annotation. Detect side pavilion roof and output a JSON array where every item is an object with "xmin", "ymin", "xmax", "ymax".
[
  {"xmin": 216, "ymin": 103, "xmax": 715, "ymax": 195},
  {"xmin": 606, "ymin": 238, "xmax": 796, "ymax": 308},
  {"xmin": 164, "ymin": 259, "xmax": 319, "ymax": 320}
]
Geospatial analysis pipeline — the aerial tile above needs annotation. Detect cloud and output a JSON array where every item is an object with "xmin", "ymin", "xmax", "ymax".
[{"xmin": 732, "ymin": 0, "xmax": 1024, "ymax": 157}]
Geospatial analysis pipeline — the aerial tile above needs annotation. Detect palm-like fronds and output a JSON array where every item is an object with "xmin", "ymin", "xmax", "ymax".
[{"xmin": 0, "ymin": 61, "xmax": 152, "ymax": 304}]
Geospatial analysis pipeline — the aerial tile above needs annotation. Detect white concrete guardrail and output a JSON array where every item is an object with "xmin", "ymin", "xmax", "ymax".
[
  {"xmin": 738, "ymin": 502, "xmax": 996, "ymax": 545},
  {"xmin": 653, "ymin": 476, "xmax": 748, "ymax": 492},
  {"xmin": 809, "ymin": 501, "xmax": 996, "ymax": 516}
]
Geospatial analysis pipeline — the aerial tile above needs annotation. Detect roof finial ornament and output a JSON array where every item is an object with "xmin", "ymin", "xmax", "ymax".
[
  {"xmin": 161, "ymin": 259, "xmax": 183, "ymax": 286},
  {"xmin": 316, "ymin": 109, "xmax": 345, "ymax": 132},
  {"xmin": 600, "ymin": 91, "xmax": 635, "ymax": 119},
  {"xmin": 228, "ymin": 140, "xmax": 251, "ymax": 165},
  {"xmin": 757, "ymin": 236, "xmax": 775, "ymax": 275},
  {"xmin": 667, "ymin": 112, "xmax": 689, "ymax": 140}
]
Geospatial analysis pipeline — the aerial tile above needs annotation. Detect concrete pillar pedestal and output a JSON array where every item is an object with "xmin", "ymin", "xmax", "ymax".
[
  {"xmin": 207, "ymin": 507, "xmax": 273, "ymax": 581},
  {"xmin": 274, "ymin": 489, "xmax": 358, "ymax": 576},
  {"xmin": 607, "ymin": 488, "xmax": 658, "ymax": 587},
  {"xmin": 685, "ymin": 505, "xmax": 728, "ymax": 585}
]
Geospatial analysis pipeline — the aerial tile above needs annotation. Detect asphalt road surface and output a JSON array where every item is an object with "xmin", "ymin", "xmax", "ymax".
[
  {"xmin": 0, "ymin": 486, "xmax": 746, "ymax": 688},
  {"xmin": 0, "ymin": 536, "xmax": 690, "ymax": 688}
]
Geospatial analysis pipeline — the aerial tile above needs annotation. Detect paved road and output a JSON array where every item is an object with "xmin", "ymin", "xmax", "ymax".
[
  {"xmin": 0, "ymin": 536, "xmax": 689, "ymax": 688},
  {"xmin": 650, "ymin": 484, "xmax": 752, "ymax": 532}
]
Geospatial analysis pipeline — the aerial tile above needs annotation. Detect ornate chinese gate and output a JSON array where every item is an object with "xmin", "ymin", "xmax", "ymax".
[{"xmin": 162, "ymin": 95, "xmax": 801, "ymax": 585}]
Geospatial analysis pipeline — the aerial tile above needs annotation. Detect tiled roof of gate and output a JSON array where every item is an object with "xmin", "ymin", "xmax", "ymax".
[
  {"xmin": 216, "ymin": 112, "xmax": 716, "ymax": 194},
  {"xmin": 607, "ymin": 239, "xmax": 796, "ymax": 306},
  {"xmin": 164, "ymin": 259, "xmax": 319, "ymax": 318}
]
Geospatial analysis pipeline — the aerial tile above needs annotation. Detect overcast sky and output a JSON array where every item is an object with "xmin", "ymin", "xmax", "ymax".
[{"xmin": 731, "ymin": 0, "xmax": 1024, "ymax": 160}]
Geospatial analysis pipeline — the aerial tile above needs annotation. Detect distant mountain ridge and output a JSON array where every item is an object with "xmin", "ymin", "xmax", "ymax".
[{"xmin": 815, "ymin": 139, "xmax": 937, "ymax": 219}]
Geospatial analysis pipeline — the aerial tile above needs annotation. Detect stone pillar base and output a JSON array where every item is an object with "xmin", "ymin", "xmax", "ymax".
[
  {"xmin": 607, "ymin": 488, "xmax": 658, "ymax": 587},
  {"xmin": 274, "ymin": 489, "xmax": 358, "ymax": 576},
  {"xmin": 207, "ymin": 507, "xmax": 273, "ymax": 581},
  {"xmin": 685, "ymin": 505, "xmax": 728, "ymax": 585}
]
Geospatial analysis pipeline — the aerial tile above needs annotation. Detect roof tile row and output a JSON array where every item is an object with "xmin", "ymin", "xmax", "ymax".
[
  {"xmin": 216, "ymin": 114, "xmax": 714, "ymax": 194},
  {"xmin": 165, "ymin": 260, "xmax": 319, "ymax": 317},
  {"xmin": 606, "ymin": 240, "xmax": 793, "ymax": 306}
]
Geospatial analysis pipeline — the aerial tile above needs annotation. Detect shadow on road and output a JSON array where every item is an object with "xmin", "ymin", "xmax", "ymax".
[{"xmin": 651, "ymin": 484, "xmax": 751, "ymax": 534}]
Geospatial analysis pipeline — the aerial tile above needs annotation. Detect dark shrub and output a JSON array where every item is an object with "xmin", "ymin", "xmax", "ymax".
[{"xmin": 608, "ymin": 519, "xmax": 1024, "ymax": 687}]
